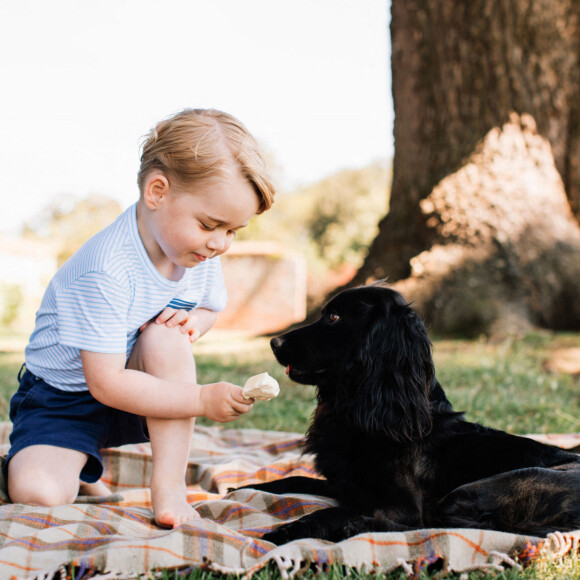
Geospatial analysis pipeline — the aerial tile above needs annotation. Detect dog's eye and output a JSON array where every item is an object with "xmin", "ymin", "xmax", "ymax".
[{"xmin": 328, "ymin": 313, "xmax": 340, "ymax": 324}]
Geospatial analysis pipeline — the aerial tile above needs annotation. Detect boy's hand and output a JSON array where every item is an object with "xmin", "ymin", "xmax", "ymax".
[
  {"xmin": 140, "ymin": 307, "xmax": 201, "ymax": 343},
  {"xmin": 199, "ymin": 382, "xmax": 253, "ymax": 423}
]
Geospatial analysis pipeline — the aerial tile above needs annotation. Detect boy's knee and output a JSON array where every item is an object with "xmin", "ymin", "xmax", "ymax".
[
  {"xmin": 130, "ymin": 322, "xmax": 194, "ymax": 375},
  {"xmin": 8, "ymin": 473, "xmax": 78, "ymax": 506}
]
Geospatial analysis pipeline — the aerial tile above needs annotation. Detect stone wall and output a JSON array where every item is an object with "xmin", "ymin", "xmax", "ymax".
[{"xmin": 215, "ymin": 241, "xmax": 307, "ymax": 335}]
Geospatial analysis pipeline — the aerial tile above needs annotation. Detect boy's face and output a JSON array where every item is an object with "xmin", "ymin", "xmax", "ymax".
[{"xmin": 142, "ymin": 169, "xmax": 260, "ymax": 275}]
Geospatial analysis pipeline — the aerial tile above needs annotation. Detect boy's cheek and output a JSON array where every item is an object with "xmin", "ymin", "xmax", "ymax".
[{"xmin": 222, "ymin": 238, "xmax": 234, "ymax": 255}]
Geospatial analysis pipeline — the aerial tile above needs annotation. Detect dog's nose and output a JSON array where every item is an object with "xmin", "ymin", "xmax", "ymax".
[{"xmin": 270, "ymin": 336, "xmax": 284, "ymax": 351}]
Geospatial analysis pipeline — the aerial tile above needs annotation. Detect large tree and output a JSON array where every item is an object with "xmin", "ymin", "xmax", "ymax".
[{"xmin": 351, "ymin": 0, "xmax": 580, "ymax": 335}]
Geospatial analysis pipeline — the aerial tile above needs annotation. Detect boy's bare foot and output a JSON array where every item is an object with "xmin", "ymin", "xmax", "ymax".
[
  {"xmin": 79, "ymin": 480, "xmax": 112, "ymax": 497},
  {"xmin": 152, "ymin": 482, "xmax": 201, "ymax": 528}
]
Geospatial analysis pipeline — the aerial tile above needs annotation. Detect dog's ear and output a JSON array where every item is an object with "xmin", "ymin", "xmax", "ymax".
[{"xmin": 337, "ymin": 298, "xmax": 434, "ymax": 441}]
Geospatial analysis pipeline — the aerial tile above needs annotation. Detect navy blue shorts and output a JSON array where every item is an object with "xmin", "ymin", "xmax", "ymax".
[{"xmin": 4, "ymin": 367, "xmax": 149, "ymax": 483}]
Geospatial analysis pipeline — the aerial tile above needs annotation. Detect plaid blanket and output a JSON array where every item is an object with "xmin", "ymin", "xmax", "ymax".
[{"xmin": 0, "ymin": 422, "xmax": 577, "ymax": 580}]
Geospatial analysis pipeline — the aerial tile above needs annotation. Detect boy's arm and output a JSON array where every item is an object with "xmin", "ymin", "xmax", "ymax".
[
  {"xmin": 190, "ymin": 307, "xmax": 218, "ymax": 337},
  {"xmin": 81, "ymin": 351, "xmax": 250, "ymax": 421}
]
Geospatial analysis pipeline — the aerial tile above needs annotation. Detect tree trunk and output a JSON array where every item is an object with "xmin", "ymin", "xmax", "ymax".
[{"xmin": 352, "ymin": 0, "xmax": 580, "ymax": 335}]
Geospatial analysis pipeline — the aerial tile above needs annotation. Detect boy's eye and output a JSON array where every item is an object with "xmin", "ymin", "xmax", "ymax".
[{"xmin": 200, "ymin": 222, "xmax": 216, "ymax": 232}]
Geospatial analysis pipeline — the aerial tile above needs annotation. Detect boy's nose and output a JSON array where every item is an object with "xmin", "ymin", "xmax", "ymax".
[{"xmin": 207, "ymin": 232, "xmax": 229, "ymax": 252}]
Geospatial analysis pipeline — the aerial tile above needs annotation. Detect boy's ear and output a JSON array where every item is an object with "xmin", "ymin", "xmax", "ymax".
[{"xmin": 143, "ymin": 172, "xmax": 170, "ymax": 209}]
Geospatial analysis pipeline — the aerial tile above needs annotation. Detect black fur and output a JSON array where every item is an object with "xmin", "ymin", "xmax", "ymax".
[{"xmin": 243, "ymin": 284, "xmax": 580, "ymax": 545}]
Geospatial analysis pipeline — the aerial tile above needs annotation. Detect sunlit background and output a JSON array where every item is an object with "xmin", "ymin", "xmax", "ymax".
[{"xmin": 1, "ymin": 0, "xmax": 392, "ymax": 235}]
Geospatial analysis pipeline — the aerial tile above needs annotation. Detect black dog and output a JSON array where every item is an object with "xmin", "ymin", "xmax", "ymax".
[{"xmin": 243, "ymin": 284, "xmax": 580, "ymax": 545}]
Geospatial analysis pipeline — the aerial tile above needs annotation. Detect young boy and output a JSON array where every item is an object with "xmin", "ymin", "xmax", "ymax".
[{"xmin": 5, "ymin": 109, "xmax": 276, "ymax": 528}]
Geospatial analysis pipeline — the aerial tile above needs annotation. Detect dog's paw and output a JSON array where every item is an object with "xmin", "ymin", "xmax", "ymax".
[
  {"xmin": 226, "ymin": 481, "xmax": 282, "ymax": 494},
  {"xmin": 260, "ymin": 519, "xmax": 317, "ymax": 545},
  {"xmin": 261, "ymin": 525, "xmax": 293, "ymax": 546}
]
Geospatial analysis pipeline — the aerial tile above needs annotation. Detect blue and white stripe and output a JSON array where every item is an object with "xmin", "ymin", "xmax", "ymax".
[{"xmin": 25, "ymin": 203, "xmax": 227, "ymax": 392}]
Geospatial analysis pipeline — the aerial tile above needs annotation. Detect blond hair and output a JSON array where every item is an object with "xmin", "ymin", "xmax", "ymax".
[{"xmin": 137, "ymin": 109, "xmax": 275, "ymax": 213}]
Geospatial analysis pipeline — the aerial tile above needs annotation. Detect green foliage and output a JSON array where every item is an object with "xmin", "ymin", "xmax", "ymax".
[
  {"xmin": 0, "ymin": 284, "xmax": 23, "ymax": 328},
  {"xmin": 19, "ymin": 161, "xmax": 390, "ymax": 280},
  {"xmin": 239, "ymin": 161, "xmax": 391, "ymax": 275},
  {"xmin": 0, "ymin": 350, "xmax": 21, "ymax": 418},
  {"xmin": 23, "ymin": 194, "xmax": 122, "ymax": 266},
  {"xmin": 304, "ymin": 162, "xmax": 391, "ymax": 269}
]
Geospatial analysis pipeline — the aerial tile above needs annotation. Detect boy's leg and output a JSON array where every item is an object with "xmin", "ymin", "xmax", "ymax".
[
  {"xmin": 79, "ymin": 480, "xmax": 111, "ymax": 496},
  {"xmin": 127, "ymin": 322, "xmax": 199, "ymax": 528},
  {"xmin": 146, "ymin": 416, "xmax": 197, "ymax": 527},
  {"xmin": 8, "ymin": 444, "xmax": 88, "ymax": 506}
]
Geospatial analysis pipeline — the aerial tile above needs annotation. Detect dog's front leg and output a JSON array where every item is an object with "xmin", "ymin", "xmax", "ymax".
[
  {"xmin": 262, "ymin": 506, "xmax": 358, "ymax": 545},
  {"xmin": 343, "ymin": 511, "xmax": 418, "ymax": 536},
  {"xmin": 232, "ymin": 476, "xmax": 334, "ymax": 497}
]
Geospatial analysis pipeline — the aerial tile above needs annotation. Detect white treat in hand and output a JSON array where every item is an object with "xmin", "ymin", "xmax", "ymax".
[{"xmin": 242, "ymin": 372, "xmax": 280, "ymax": 401}]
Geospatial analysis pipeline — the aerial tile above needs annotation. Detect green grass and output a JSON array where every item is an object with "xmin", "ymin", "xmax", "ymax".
[
  {"xmin": 67, "ymin": 553, "xmax": 580, "ymax": 580},
  {"xmin": 431, "ymin": 332, "xmax": 580, "ymax": 434},
  {"xmin": 0, "ymin": 350, "xmax": 24, "ymax": 421},
  {"xmin": 191, "ymin": 330, "xmax": 580, "ymax": 436},
  {"xmin": 152, "ymin": 558, "xmax": 580, "ymax": 580},
  {"xmin": 1, "ymin": 330, "xmax": 577, "ymax": 435},
  {"xmin": 1, "ymin": 329, "xmax": 579, "ymax": 579},
  {"xmin": 191, "ymin": 333, "xmax": 317, "ymax": 433}
]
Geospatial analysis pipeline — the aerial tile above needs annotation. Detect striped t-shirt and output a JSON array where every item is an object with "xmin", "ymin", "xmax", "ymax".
[{"xmin": 25, "ymin": 203, "xmax": 227, "ymax": 392}]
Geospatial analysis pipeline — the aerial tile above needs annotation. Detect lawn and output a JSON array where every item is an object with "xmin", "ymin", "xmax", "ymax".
[
  {"xmin": 192, "ymin": 329, "xmax": 580, "ymax": 436},
  {"xmin": 0, "ymin": 329, "xmax": 578, "ymax": 579}
]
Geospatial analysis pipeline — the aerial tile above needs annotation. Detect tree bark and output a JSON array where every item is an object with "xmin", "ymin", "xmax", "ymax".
[{"xmin": 351, "ymin": 0, "xmax": 580, "ymax": 335}]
